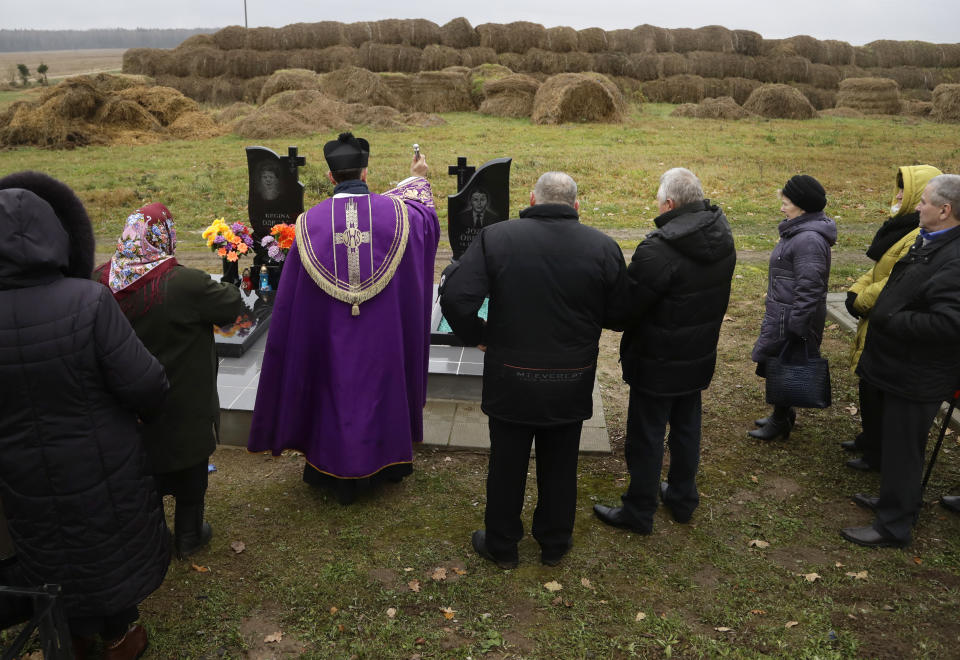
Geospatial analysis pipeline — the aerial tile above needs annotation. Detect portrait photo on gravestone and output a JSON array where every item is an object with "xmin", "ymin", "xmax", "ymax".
[{"xmin": 447, "ymin": 157, "xmax": 512, "ymax": 261}]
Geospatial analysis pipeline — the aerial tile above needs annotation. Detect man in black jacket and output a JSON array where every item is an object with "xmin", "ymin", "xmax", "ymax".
[
  {"xmin": 843, "ymin": 173, "xmax": 960, "ymax": 548},
  {"xmin": 594, "ymin": 167, "xmax": 736, "ymax": 534},
  {"xmin": 440, "ymin": 171, "xmax": 630, "ymax": 568}
]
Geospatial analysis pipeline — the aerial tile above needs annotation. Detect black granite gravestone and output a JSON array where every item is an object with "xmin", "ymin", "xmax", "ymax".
[{"xmin": 447, "ymin": 157, "xmax": 511, "ymax": 260}]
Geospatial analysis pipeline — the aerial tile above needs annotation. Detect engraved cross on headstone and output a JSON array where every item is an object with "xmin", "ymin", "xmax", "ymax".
[
  {"xmin": 448, "ymin": 157, "xmax": 476, "ymax": 192},
  {"xmin": 335, "ymin": 199, "xmax": 370, "ymax": 290},
  {"xmin": 286, "ymin": 146, "xmax": 306, "ymax": 174}
]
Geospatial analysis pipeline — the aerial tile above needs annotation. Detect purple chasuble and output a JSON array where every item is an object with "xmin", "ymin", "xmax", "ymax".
[{"xmin": 247, "ymin": 177, "xmax": 439, "ymax": 478}]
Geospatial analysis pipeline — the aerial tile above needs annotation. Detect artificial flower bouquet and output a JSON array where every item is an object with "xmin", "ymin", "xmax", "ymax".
[
  {"xmin": 203, "ymin": 218, "xmax": 254, "ymax": 262},
  {"xmin": 261, "ymin": 223, "xmax": 296, "ymax": 263}
]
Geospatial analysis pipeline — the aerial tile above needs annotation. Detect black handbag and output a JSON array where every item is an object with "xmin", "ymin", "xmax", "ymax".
[{"xmin": 765, "ymin": 340, "xmax": 832, "ymax": 409}]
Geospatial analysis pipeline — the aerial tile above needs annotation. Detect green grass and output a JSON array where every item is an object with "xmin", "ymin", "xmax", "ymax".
[{"xmin": 3, "ymin": 106, "xmax": 960, "ymax": 658}]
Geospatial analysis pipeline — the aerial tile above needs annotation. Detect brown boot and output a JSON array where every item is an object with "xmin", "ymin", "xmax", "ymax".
[
  {"xmin": 71, "ymin": 634, "xmax": 93, "ymax": 660},
  {"xmin": 104, "ymin": 624, "xmax": 147, "ymax": 660}
]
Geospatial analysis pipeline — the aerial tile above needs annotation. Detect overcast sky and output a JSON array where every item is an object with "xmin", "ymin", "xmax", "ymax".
[{"xmin": 4, "ymin": 0, "xmax": 957, "ymax": 46}]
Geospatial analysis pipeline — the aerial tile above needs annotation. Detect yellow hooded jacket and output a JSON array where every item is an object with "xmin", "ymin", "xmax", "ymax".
[{"xmin": 848, "ymin": 164, "xmax": 942, "ymax": 371}]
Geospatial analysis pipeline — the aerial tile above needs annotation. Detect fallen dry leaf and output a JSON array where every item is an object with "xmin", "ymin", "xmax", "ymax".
[
  {"xmin": 453, "ymin": 567, "xmax": 468, "ymax": 575},
  {"xmin": 230, "ymin": 540, "xmax": 246, "ymax": 554},
  {"xmin": 835, "ymin": 562, "xmax": 844, "ymax": 568},
  {"xmin": 264, "ymin": 631, "xmax": 283, "ymax": 643},
  {"xmin": 431, "ymin": 567, "xmax": 447, "ymax": 582},
  {"xmin": 387, "ymin": 607, "xmax": 397, "ymax": 619},
  {"xmin": 415, "ymin": 637, "xmax": 426, "ymax": 645},
  {"xmin": 441, "ymin": 607, "xmax": 455, "ymax": 620},
  {"xmin": 845, "ymin": 404, "xmax": 858, "ymax": 415},
  {"xmin": 408, "ymin": 580, "xmax": 421, "ymax": 592},
  {"xmin": 827, "ymin": 323, "xmax": 839, "ymax": 331},
  {"xmin": 785, "ymin": 621, "xmax": 799, "ymax": 629},
  {"xmin": 913, "ymin": 557, "xmax": 923, "ymax": 565},
  {"xmin": 802, "ymin": 573, "xmax": 821, "ymax": 582},
  {"xmin": 544, "ymin": 580, "xmax": 563, "ymax": 592},
  {"xmin": 748, "ymin": 539, "xmax": 770, "ymax": 549},
  {"xmin": 581, "ymin": 577, "xmax": 595, "ymax": 590},
  {"xmin": 882, "ymin": 605, "xmax": 895, "ymax": 611},
  {"xmin": 191, "ymin": 563, "xmax": 210, "ymax": 573},
  {"xmin": 722, "ymin": 314, "xmax": 734, "ymax": 322},
  {"xmin": 404, "ymin": 567, "xmax": 414, "ymax": 572},
  {"xmin": 749, "ymin": 609, "xmax": 766, "ymax": 615},
  {"xmin": 715, "ymin": 626, "xmax": 733, "ymax": 632},
  {"xmin": 551, "ymin": 596, "xmax": 562, "ymax": 605},
  {"xmin": 635, "ymin": 611, "xmax": 647, "ymax": 621},
  {"xmin": 750, "ymin": 475, "xmax": 759, "ymax": 483},
  {"xmin": 845, "ymin": 571, "xmax": 869, "ymax": 580}
]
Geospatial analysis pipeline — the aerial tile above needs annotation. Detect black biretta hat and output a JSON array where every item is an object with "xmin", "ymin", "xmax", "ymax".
[{"xmin": 323, "ymin": 132, "xmax": 369, "ymax": 171}]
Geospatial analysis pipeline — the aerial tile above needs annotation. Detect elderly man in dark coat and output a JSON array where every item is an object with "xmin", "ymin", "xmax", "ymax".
[
  {"xmin": 594, "ymin": 167, "xmax": 736, "ymax": 534},
  {"xmin": 843, "ymin": 173, "xmax": 960, "ymax": 548},
  {"xmin": 441, "ymin": 171, "xmax": 630, "ymax": 568},
  {"xmin": 0, "ymin": 171, "xmax": 170, "ymax": 658}
]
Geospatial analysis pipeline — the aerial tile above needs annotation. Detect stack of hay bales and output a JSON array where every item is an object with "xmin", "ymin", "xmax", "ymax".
[
  {"xmin": 932, "ymin": 83, "xmax": 960, "ymax": 122},
  {"xmin": 835, "ymin": 77, "xmax": 901, "ymax": 114},
  {"xmin": 642, "ymin": 75, "xmax": 705, "ymax": 103},
  {"xmin": 232, "ymin": 89, "xmax": 351, "ymax": 138},
  {"xmin": 479, "ymin": 74, "xmax": 541, "ymax": 117},
  {"xmin": 670, "ymin": 96, "xmax": 752, "ymax": 119},
  {"xmin": 407, "ymin": 70, "xmax": 474, "ymax": 112},
  {"xmin": 0, "ymin": 74, "xmax": 218, "ymax": 148},
  {"xmin": 258, "ymin": 68, "xmax": 323, "ymax": 103},
  {"xmin": 743, "ymin": 83, "xmax": 817, "ymax": 119},
  {"xmin": 900, "ymin": 99, "xmax": 933, "ymax": 117},
  {"xmin": 531, "ymin": 72, "xmax": 626, "ymax": 124},
  {"xmin": 318, "ymin": 66, "xmax": 400, "ymax": 107}
]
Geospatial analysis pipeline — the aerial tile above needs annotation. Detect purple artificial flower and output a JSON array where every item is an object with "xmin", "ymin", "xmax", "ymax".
[
  {"xmin": 230, "ymin": 222, "xmax": 244, "ymax": 234},
  {"xmin": 243, "ymin": 235, "xmax": 254, "ymax": 246},
  {"xmin": 267, "ymin": 245, "xmax": 281, "ymax": 260},
  {"xmin": 214, "ymin": 235, "xmax": 226, "ymax": 244}
]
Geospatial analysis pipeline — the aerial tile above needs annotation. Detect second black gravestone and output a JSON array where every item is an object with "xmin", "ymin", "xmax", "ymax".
[
  {"xmin": 447, "ymin": 156, "xmax": 511, "ymax": 261},
  {"xmin": 246, "ymin": 145, "xmax": 306, "ymax": 245}
]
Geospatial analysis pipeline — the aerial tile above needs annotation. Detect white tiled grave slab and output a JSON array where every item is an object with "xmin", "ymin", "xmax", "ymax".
[{"xmin": 217, "ymin": 331, "xmax": 611, "ymax": 454}]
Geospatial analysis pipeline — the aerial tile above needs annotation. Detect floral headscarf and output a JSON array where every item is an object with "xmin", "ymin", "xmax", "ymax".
[{"xmin": 106, "ymin": 203, "xmax": 177, "ymax": 293}]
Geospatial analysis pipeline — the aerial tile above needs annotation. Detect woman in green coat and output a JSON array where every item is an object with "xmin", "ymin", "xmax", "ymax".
[
  {"xmin": 96, "ymin": 203, "xmax": 243, "ymax": 559},
  {"xmin": 843, "ymin": 164, "xmax": 942, "ymax": 471}
]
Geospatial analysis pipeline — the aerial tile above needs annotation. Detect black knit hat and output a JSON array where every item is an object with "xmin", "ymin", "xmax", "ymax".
[
  {"xmin": 323, "ymin": 132, "xmax": 369, "ymax": 171},
  {"xmin": 782, "ymin": 175, "xmax": 826, "ymax": 213}
]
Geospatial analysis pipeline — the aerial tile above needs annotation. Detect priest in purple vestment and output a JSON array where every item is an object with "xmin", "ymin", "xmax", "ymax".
[{"xmin": 248, "ymin": 132, "xmax": 440, "ymax": 504}]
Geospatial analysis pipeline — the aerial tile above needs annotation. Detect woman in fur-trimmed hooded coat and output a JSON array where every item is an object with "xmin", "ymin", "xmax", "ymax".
[{"xmin": 0, "ymin": 171, "xmax": 170, "ymax": 650}]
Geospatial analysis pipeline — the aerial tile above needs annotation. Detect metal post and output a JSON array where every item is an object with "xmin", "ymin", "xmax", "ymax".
[{"xmin": 244, "ymin": 0, "xmax": 248, "ymax": 28}]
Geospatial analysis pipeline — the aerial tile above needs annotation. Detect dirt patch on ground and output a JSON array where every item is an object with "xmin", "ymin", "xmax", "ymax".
[
  {"xmin": 766, "ymin": 545, "xmax": 841, "ymax": 572},
  {"xmin": 238, "ymin": 604, "xmax": 306, "ymax": 659},
  {"xmin": 367, "ymin": 567, "xmax": 397, "ymax": 586}
]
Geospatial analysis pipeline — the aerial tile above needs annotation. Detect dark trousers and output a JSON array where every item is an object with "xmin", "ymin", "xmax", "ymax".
[
  {"xmin": 68, "ymin": 605, "xmax": 138, "ymax": 640},
  {"xmin": 484, "ymin": 417, "xmax": 583, "ymax": 561},
  {"xmin": 856, "ymin": 379, "xmax": 883, "ymax": 467},
  {"xmin": 870, "ymin": 387, "xmax": 941, "ymax": 542},
  {"xmin": 154, "ymin": 461, "xmax": 209, "ymax": 508},
  {"xmin": 621, "ymin": 389, "xmax": 702, "ymax": 528}
]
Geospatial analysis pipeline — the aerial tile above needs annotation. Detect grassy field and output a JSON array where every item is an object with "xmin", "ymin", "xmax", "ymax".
[{"xmin": 2, "ymin": 105, "xmax": 960, "ymax": 658}]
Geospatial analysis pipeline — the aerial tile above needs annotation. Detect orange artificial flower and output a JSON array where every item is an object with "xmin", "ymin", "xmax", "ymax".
[
  {"xmin": 237, "ymin": 243, "xmax": 249, "ymax": 253},
  {"xmin": 226, "ymin": 251, "xmax": 239, "ymax": 262},
  {"xmin": 217, "ymin": 247, "xmax": 227, "ymax": 257}
]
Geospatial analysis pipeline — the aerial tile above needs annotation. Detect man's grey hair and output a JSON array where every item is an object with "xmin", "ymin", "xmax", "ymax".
[
  {"xmin": 657, "ymin": 167, "xmax": 704, "ymax": 207},
  {"xmin": 534, "ymin": 171, "xmax": 578, "ymax": 207},
  {"xmin": 927, "ymin": 174, "xmax": 960, "ymax": 221}
]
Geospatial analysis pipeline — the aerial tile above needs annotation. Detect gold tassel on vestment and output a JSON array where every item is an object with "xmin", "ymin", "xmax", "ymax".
[{"xmin": 352, "ymin": 303, "xmax": 360, "ymax": 316}]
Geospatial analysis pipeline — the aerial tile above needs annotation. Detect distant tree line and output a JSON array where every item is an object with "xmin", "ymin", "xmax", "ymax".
[{"xmin": 0, "ymin": 28, "xmax": 220, "ymax": 52}]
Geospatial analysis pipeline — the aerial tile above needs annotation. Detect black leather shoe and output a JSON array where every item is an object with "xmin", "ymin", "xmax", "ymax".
[
  {"xmin": 840, "ymin": 526, "xmax": 909, "ymax": 548},
  {"xmin": 754, "ymin": 408, "xmax": 797, "ymax": 428},
  {"xmin": 747, "ymin": 419, "xmax": 792, "ymax": 441},
  {"xmin": 659, "ymin": 482, "xmax": 693, "ymax": 523},
  {"xmin": 851, "ymin": 493, "xmax": 879, "ymax": 510},
  {"xmin": 592, "ymin": 504, "xmax": 651, "ymax": 534},
  {"xmin": 541, "ymin": 539, "xmax": 573, "ymax": 566},
  {"xmin": 471, "ymin": 530, "xmax": 518, "ymax": 569},
  {"xmin": 840, "ymin": 440, "xmax": 859, "ymax": 452},
  {"xmin": 940, "ymin": 495, "xmax": 960, "ymax": 514},
  {"xmin": 846, "ymin": 457, "xmax": 878, "ymax": 472}
]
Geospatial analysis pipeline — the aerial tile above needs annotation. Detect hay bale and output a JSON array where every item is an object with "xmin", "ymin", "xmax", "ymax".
[
  {"xmin": 439, "ymin": 17, "xmax": 477, "ymax": 48},
  {"xmin": 763, "ymin": 35, "xmax": 821, "ymax": 61},
  {"xmin": 576, "ymin": 28, "xmax": 608, "ymax": 53},
  {"xmin": 670, "ymin": 96, "xmax": 751, "ymax": 119},
  {"xmin": 342, "ymin": 103, "xmax": 404, "ymax": 129},
  {"xmin": 733, "ymin": 30, "xmax": 762, "ymax": 56},
  {"xmin": 932, "ymin": 83, "xmax": 960, "ymax": 122},
  {"xmin": 0, "ymin": 102, "xmax": 93, "ymax": 149},
  {"xmin": 658, "ymin": 52, "xmax": 689, "ymax": 77},
  {"xmin": 212, "ymin": 25, "xmax": 249, "ymax": 51},
  {"xmin": 809, "ymin": 63, "xmax": 841, "ymax": 89},
  {"xmin": 525, "ymin": 48, "xmax": 565, "ymax": 75},
  {"xmin": 39, "ymin": 78, "xmax": 103, "ymax": 119},
  {"xmin": 213, "ymin": 102, "xmax": 256, "ymax": 124},
  {"xmin": 608, "ymin": 29, "xmax": 644, "ymax": 54},
  {"xmin": 835, "ymin": 77, "xmax": 901, "ymax": 114},
  {"xmin": 755, "ymin": 56, "xmax": 810, "ymax": 84},
  {"xmin": 476, "ymin": 23, "xmax": 510, "ymax": 53},
  {"xmin": 177, "ymin": 33, "xmax": 215, "ymax": 49},
  {"xmin": 122, "ymin": 48, "xmax": 172, "ymax": 77},
  {"xmin": 421, "ymin": 44, "xmax": 462, "ymax": 71},
  {"xmin": 703, "ymin": 78, "xmax": 731, "ymax": 99},
  {"xmin": 167, "ymin": 110, "xmax": 221, "ymax": 140},
  {"xmin": 477, "ymin": 22, "xmax": 546, "ymax": 54},
  {"xmin": 90, "ymin": 73, "xmax": 150, "ymax": 94},
  {"xmin": 180, "ymin": 47, "xmax": 227, "ymax": 78},
  {"xmin": 545, "ymin": 26, "xmax": 578, "ymax": 53},
  {"xmin": 687, "ymin": 51, "xmax": 755, "ymax": 79},
  {"xmin": 479, "ymin": 74, "xmax": 540, "ymax": 117},
  {"xmin": 612, "ymin": 76, "xmax": 645, "ymax": 103},
  {"xmin": 379, "ymin": 72, "xmax": 413, "ymax": 107},
  {"xmin": 319, "ymin": 66, "xmax": 400, "ymax": 107},
  {"xmin": 407, "ymin": 71, "xmax": 474, "ymax": 112},
  {"xmin": 941, "ymin": 45, "xmax": 960, "ymax": 68},
  {"xmin": 459, "ymin": 46, "xmax": 498, "ymax": 68},
  {"xmin": 725, "ymin": 77, "xmax": 761, "ymax": 104},
  {"xmin": 468, "ymin": 63, "xmax": 514, "ymax": 104},
  {"xmin": 629, "ymin": 54, "xmax": 660, "ymax": 81},
  {"xmin": 95, "ymin": 98, "xmax": 163, "ymax": 131},
  {"xmin": 901, "ymin": 99, "xmax": 933, "ymax": 117},
  {"xmin": 853, "ymin": 46, "xmax": 879, "ymax": 68},
  {"xmin": 344, "ymin": 22, "xmax": 375, "ymax": 48},
  {"xmin": 902, "ymin": 87, "xmax": 933, "ymax": 101},
  {"xmin": 498, "ymin": 53, "xmax": 527, "ymax": 73},
  {"xmin": 233, "ymin": 89, "xmax": 350, "ymax": 138},
  {"xmin": 875, "ymin": 66, "xmax": 937, "ymax": 91},
  {"xmin": 671, "ymin": 26, "xmax": 735, "ymax": 54},
  {"xmin": 243, "ymin": 77, "xmax": 267, "ymax": 103},
  {"xmin": 795, "ymin": 84, "xmax": 836, "ymax": 110},
  {"xmin": 246, "ymin": 27, "xmax": 281, "ymax": 51},
  {"xmin": 868, "ymin": 40, "xmax": 944, "ymax": 68},
  {"xmin": 642, "ymin": 74, "xmax": 705, "ymax": 104},
  {"xmin": 359, "ymin": 43, "xmax": 422, "ymax": 73},
  {"xmin": 633, "ymin": 24, "xmax": 673, "ymax": 53},
  {"xmin": 315, "ymin": 46, "xmax": 361, "ymax": 72},
  {"xmin": 258, "ymin": 68, "xmax": 323, "ymax": 104},
  {"xmin": 531, "ymin": 72, "xmax": 626, "ymax": 124},
  {"xmin": 224, "ymin": 49, "xmax": 274, "ymax": 78},
  {"xmin": 371, "ymin": 19, "xmax": 441, "ymax": 48},
  {"xmin": 115, "ymin": 85, "xmax": 199, "ymax": 125},
  {"xmin": 594, "ymin": 52, "xmax": 634, "ymax": 77},
  {"xmin": 743, "ymin": 83, "xmax": 817, "ymax": 119},
  {"xmin": 298, "ymin": 22, "xmax": 347, "ymax": 49},
  {"xmin": 563, "ymin": 52, "xmax": 596, "ymax": 73},
  {"xmin": 286, "ymin": 49, "xmax": 324, "ymax": 72},
  {"xmin": 819, "ymin": 106, "xmax": 865, "ymax": 118},
  {"xmin": 821, "ymin": 40, "xmax": 855, "ymax": 66}
]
